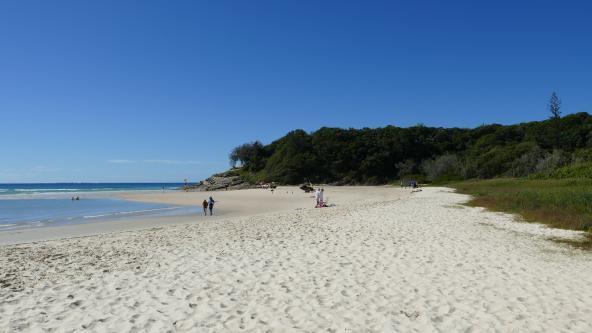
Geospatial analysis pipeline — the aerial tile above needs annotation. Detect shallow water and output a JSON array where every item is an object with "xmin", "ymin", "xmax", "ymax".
[{"xmin": 0, "ymin": 198, "xmax": 199, "ymax": 231}]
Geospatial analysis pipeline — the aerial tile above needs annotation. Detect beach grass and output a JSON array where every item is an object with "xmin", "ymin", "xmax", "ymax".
[{"xmin": 449, "ymin": 179, "xmax": 592, "ymax": 240}]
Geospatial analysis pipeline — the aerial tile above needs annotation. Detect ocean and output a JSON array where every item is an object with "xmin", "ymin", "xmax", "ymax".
[
  {"xmin": 0, "ymin": 183, "xmax": 183, "ymax": 197},
  {"xmin": 0, "ymin": 183, "xmax": 200, "ymax": 231}
]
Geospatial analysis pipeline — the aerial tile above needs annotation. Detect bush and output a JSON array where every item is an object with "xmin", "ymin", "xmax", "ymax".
[
  {"xmin": 421, "ymin": 154, "xmax": 462, "ymax": 181},
  {"xmin": 533, "ymin": 162, "xmax": 592, "ymax": 179},
  {"xmin": 573, "ymin": 148, "xmax": 592, "ymax": 164},
  {"xmin": 508, "ymin": 144, "xmax": 544, "ymax": 177},
  {"xmin": 535, "ymin": 149, "xmax": 569, "ymax": 174}
]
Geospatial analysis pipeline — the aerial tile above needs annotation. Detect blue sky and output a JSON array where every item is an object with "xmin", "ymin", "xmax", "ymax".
[{"xmin": 1, "ymin": 0, "xmax": 591, "ymax": 182}]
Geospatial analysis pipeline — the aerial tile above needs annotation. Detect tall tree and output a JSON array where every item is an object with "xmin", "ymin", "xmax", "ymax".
[{"xmin": 549, "ymin": 92, "xmax": 562, "ymax": 119}]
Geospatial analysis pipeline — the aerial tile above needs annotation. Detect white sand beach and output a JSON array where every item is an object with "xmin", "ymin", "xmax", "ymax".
[
  {"xmin": 1, "ymin": 187, "xmax": 591, "ymax": 332},
  {"xmin": 119, "ymin": 186, "xmax": 401, "ymax": 218}
]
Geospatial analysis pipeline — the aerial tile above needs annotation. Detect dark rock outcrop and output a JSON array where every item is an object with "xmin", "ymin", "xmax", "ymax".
[
  {"xmin": 299, "ymin": 184, "xmax": 314, "ymax": 193},
  {"xmin": 187, "ymin": 169, "xmax": 256, "ymax": 191}
]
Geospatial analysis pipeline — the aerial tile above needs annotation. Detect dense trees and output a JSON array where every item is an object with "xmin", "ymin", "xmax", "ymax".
[
  {"xmin": 229, "ymin": 141, "xmax": 268, "ymax": 171},
  {"xmin": 230, "ymin": 112, "xmax": 592, "ymax": 184}
]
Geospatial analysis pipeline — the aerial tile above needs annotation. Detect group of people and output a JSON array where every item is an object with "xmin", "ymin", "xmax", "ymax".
[
  {"xmin": 314, "ymin": 188, "xmax": 327, "ymax": 208},
  {"xmin": 202, "ymin": 196, "xmax": 215, "ymax": 216},
  {"xmin": 401, "ymin": 179, "xmax": 422, "ymax": 192},
  {"xmin": 199, "ymin": 187, "xmax": 329, "ymax": 215}
]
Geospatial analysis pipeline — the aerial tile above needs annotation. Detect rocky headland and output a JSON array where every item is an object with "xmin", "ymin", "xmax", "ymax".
[{"xmin": 187, "ymin": 169, "xmax": 256, "ymax": 191}]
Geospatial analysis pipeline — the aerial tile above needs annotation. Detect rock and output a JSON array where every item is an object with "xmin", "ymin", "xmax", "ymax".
[
  {"xmin": 299, "ymin": 184, "xmax": 314, "ymax": 193},
  {"xmin": 185, "ymin": 168, "xmax": 257, "ymax": 191}
]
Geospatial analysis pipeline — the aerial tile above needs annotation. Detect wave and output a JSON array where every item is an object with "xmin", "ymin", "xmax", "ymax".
[
  {"xmin": 83, "ymin": 206, "xmax": 181, "ymax": 219},
  {"xmin": 10, "ymin": 188, "xmax": 172, "ymax": 193},
  {"xmin": 14, "ymin": 188, "xmax": 82, "ymax": 192}
]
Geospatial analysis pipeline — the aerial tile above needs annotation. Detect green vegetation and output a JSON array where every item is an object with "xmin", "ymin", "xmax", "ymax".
[
  {"xmin": 230, "ymin": 112, "xmax": 592, "ymax": 185},
  {"xmin": 449, "ymin": 178, "xmax": 592, "ymax": 236},
  {"xmin": 530, "ymin": 162, "xmax": 592, "ymax": 179}
]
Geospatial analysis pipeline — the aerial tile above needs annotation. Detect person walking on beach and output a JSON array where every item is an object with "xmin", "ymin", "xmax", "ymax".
[
  {"xmin": 202, "ymin": 199, "xmax": 208, "ymax": 216},
  {"xmin": 208, "ymin": 196, "xmax": 215, "ymax": 216}
]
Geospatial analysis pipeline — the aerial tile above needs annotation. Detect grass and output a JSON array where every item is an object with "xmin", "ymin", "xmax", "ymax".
[
  {"xmin": 448, "ymin": 178, "xmax": 592, "ymax": 244},
  {"xmin": 530, "ymin": 161, "xmax": 592, "ymax": 179}
]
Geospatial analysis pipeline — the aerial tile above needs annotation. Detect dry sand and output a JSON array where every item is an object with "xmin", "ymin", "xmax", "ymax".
[
  {"xmin": 119, "ymin": 186, "xmax": 399, "ymax": 218},
  {"xmin": 1, "ymin": 187, "xmax": 591, "ymax": 332}
]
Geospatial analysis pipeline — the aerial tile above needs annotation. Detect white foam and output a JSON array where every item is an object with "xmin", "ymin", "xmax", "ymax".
[
  {"xmin": 83, "ymin": 206, "xmax": 181, "ymax": 219},
  {"xmin": 14, "ymin": 188, "xmax": 81, "ymax": 192}
]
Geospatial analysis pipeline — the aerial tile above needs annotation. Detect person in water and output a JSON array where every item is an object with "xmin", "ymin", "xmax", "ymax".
[
  {"xmin": 208, "ymin": 196, "xmax": 215, "ymax": 216},
  {"xmin": 202, "ymin": 199, "xmax": 208, "ymax": 216}
]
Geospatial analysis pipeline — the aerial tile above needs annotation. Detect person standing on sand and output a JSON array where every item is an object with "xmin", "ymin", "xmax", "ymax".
[
  {"xmin": 319, "ymin": 188, "xmax": 324, "ymax": 206},
  {"xmin": 314, "ymin": 188, "xmax": 320, "ymax": 207},
  {"xmin": 202, "ymin": 199, "xmax": 208, "ymax": 216},
  {"xmin": 208, "ymin": 196, "xmax": 215, "ymax": 216}
]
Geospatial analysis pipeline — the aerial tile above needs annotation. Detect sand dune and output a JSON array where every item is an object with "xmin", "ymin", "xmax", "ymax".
[{"xmin": 1, "ymin": 187, "xmax": 591, "ymax": 332}]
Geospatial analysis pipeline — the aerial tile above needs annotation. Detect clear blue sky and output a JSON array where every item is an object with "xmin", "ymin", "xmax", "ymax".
[{"xmin": 1, "ymin": 0, "xmax": 590, "ymax": 182}]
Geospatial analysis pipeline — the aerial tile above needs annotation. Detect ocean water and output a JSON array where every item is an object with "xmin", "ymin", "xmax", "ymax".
[
  {"xmin": 0, "ymin": 183, "xmax": 199, "ymax": 231},
  {"xmin": 0, "ymin": 183, "xmax": 183, "ymax": 197}
]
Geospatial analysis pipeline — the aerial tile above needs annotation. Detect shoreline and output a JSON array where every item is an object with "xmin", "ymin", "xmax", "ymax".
[
  {"xmin": 0, "ymin": 189, "xmax": 172, "ymax": 200},
  {"xmin": 0, "ymin": 186, "xmax": 406, "ymax": 245}
]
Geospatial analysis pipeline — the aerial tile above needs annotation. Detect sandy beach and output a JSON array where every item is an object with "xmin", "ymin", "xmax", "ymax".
[
  {"xmin": 1, "ymin": 187, "xmax": 591, "ymax": 332},
  {"xmin": 120, "ymin": 186, "xmax": 401, "ymax": 218}
]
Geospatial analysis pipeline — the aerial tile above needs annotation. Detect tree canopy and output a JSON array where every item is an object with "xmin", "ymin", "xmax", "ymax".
[{"xmin": 230, "ymin": 112, "xmax": 592, "ymax": 184}]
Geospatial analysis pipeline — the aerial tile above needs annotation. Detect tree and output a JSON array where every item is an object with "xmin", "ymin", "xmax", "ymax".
[
  {"xmin": 549, "ymin": 92, "xmax": 562, "ymax": 119},
  {"xmin": 420, "ymin": 154, "xmax": 462, "ymax": 181},
  {"xmin": 228, "ymin": 112, "xmax": 592, "ymax": 184},
  {"xmin": 548, "ymin": 92, "xmax": 562, "ymax": 148},
  {"xmin": 229, "ymin": 141, "xmax": 267, "ymax": 170},
  {"xmin": 395, "ymin": 159, "xmax": 416, "ymax": 178}
]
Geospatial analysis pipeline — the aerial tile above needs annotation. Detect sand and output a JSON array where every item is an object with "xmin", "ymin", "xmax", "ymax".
[
  {"xmin": 119, "ymin": 186, "xmax": 399, "ymax": 218},
  {"xmin": 1, "ymin": 187, "xmax": 591, "ymax": 332}
]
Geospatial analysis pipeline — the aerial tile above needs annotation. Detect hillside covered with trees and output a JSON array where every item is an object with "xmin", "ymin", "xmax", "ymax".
[{"xmin": 229, "ymin": 112, "xmax": 592, "ymax": 185}]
